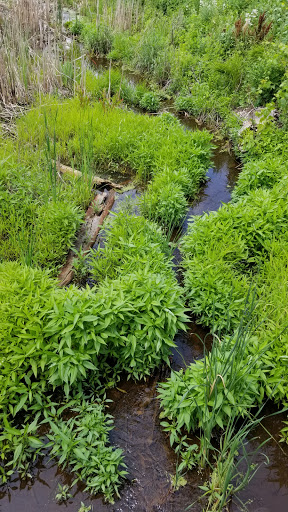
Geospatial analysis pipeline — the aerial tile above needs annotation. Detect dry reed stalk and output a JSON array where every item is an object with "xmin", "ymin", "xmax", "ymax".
[
  {"xmin": 0, "ymin": 0, "xmax": 65, "ymax": 106},
  {"xmin": 100, "ymin": 0, "xmax": 143, "ymax": 32}
]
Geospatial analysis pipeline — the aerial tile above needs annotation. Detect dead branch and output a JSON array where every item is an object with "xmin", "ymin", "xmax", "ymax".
[
  {"xmin": 56, "ymin": 161, "xmax": 123, "ymax": 190},
  {"xmin": 58, "ymin": 189, "xmax": 115, "ymax": 287}
]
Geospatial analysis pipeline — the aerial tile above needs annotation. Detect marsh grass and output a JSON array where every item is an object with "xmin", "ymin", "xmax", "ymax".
[
  {"xmin": 193, "ymin": 413, "xmax": 270, "ymax": 512},
  {"xmin": 17, "ymin": 220, "xmax": 36, "ymax": 267},
  {"xmin": 44, "ymin": 112, "xmax": 59, "ymax": 202},
  {"xmin": 0, "ymin": 0, "xmax": 89, "ymax": 110},
  {"xmin": 160, "ymin": 295, "xmax": 287, "ymax": 510}
]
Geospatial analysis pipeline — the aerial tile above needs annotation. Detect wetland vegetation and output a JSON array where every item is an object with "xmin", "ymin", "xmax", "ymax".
[{"xmin": 1, "ymin": 0, "xmax": 288, "ymax": 510}]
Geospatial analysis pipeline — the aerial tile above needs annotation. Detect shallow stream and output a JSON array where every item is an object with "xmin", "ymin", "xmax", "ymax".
[{"xmin": 1, "ymin": 60, "xmax": 288, "ymax": 512}]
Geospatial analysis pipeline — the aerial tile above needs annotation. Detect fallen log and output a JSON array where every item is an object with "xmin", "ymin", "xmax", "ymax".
[
  {"xmin": 56, "ymin": 161, "xmax": 123, "ymax": 190},
  {"xmin": 58, "ymin": 190, "xmax": 115, "ymax": 287}
]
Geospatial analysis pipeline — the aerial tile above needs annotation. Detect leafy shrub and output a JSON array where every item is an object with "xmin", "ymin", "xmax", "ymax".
[
  {"xmin": 34, "ymin": 201, "xmax": 83, "ymax": 268},
  {"xmin": 90, "ymin": 212, "xmax": 172, "ymax": 282},
  {"xmin": 239, "ymin": 112, "xmax": 288, "ymax": 160},
  {"xmin": 0, "ymin": 128, "xmax": 92, "ymax": 271},
  {"xmin": 243, "ymin": 45, "xmax": 286, "ymax": 105},
  {"xmin": 0, "ymin": 255, "xmax": 187, "ymax": 487},
  {"xmin": 0, "ymin": 252, "xmax": 187, "ymax": 399},
  {"xmin": 256, "ymin": 238, "xmax": 288, "ymax": 402},
  {"xmin": 182, "ymin": 182, "xmax": 288, "ymax": 331},
  {"xmin": 232, "ymin": 155, "xmax": 287, "ymax": 199},
  {"xmin": 175, "ymin": 84, "xmax": 230, "ymax": 122},
  {"xmin": 139, "ymin": 162, "xmax": 207, "ymax": 227},
  {"xmin": 0, "ymin": 416, "xmax": 43, "ymax": 483},
  {"xmin": 140, "ymin": 180, "xmax": 188, "ymax": 227},
  {"xmin": 139, "ymin": 92, "xmax": 160, "ymax": 112},
  {"xmin": 0, "ymin": 262, "xmax": 58, "ymax": 417},
  {"xmin": 47, "ymin": 400, "xmax": 126, "ymax": 502},
  {"xmin": 44, "ymin": 269, "xmax": 187, "ymax": 383},
  {"xmin": 96, "ymin": 269, "xmax": 188, "ymax": 378}
]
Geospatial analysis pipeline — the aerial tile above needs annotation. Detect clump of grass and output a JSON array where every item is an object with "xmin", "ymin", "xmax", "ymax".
[
  {"xmin": 159, "ymin": 304, "xmax": 277, "ymax": 510},
  {"xmin": 139, "ymin": 91, "xmax": 160, "ymax": 112}
]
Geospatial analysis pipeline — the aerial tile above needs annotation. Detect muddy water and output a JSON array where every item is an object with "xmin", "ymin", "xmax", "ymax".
[
  {"xmin": 1, "ymin": 71, "xmax": 288, "ymax": 512},
  {"xmin": 230, "ymin": 405, "xmax": 288, "ymax": 512}
]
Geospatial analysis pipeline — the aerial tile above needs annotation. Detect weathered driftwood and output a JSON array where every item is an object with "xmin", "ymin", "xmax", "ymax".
[
  {"xmin": 56, "ymin": 161, "xmax": 123, "ymax": 190},
  {"xmin": 58, "ymin": 190, "xmax": 115, "ymax": 287}
]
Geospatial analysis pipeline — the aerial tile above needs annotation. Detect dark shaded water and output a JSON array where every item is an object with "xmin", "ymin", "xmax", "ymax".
[{"xmin": 1, "ymin": 65, "xmax": 288, "ymax": 512}]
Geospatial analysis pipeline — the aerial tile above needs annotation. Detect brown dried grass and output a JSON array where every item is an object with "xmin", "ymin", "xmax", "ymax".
[{"xmin": 0, "ymin": 0, "xmax": 62, "ymax": 107}]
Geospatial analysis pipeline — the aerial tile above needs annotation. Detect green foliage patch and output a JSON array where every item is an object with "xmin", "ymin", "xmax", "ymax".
[
  {"xmin": 181, "ymin": 181, "xmax": 288, "ymax": 331},
  {"xmin": 47, "ymin": 400, "xmax": 127, "ymax": 502},
  {"xmin": 16, "ymin": 97, "xmax": 212, "ymax": 227},
  {"xmin": 0, "ymin": 246, "xmax": 187, "ymax": 493}
]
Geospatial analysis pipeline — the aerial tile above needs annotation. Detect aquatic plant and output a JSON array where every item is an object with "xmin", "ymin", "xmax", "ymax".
[
  {"xmin": 55, "ymin": 484, "xmax": 72, "ymax": 503},
  {"xmin": 17, "ymin": 96, "xmax": 212, "ymax": 181},
  {"xmin": 158, "ymin": 315, "xmax": 267, "ymax": 457},
  {"xmin": 47, "ymin": 400, "xmax": 126, "ymax": 503},
  {"xmin": 89, "ymin": 212, "xmax": 172, "ymax": 282},
  {"xmin": 232, "ymin": 155, "xmax": 287, "ymax": 199},
  {"xmin": 181, "ymin": 181, "xmax": 288, "ymax": 332},
  {"xmin": 81, "ymin": 23, "xmax": 113, "ymax": 56},
  {"xmin": 0, "ymin": 254, "xmax": 187, "ymax": 487},
  {"xmin": 139, "ymin": 91, "xmax": 160, "ymax": 112},
  {"xmin": 159, "ymin": 309, "xmax": 274, "ymax": 510}
]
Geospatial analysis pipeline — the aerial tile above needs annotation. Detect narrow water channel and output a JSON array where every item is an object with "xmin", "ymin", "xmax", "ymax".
[{"xmin": 1, "ymin": 63, "xmax": 288, "ymax": 512}]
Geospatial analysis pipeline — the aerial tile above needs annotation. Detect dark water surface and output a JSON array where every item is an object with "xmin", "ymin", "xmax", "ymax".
[{"xmin": 1, "ymin": 66, "xmax": 288, "ymax": 512}]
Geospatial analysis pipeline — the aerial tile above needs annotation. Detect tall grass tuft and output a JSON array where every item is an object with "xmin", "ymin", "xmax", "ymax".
[{"xmin": 44, "ymin": 112, "xmax": 59, "ymax": 203}]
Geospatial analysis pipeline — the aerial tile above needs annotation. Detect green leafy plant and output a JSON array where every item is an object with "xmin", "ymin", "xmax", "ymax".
[
  {"xmin": 89, "ymin": 212, "xmax": 172, "ymax": 282},
  {"xmin": 55, "ymin": 483, "xmax": 72, "ymax": 503},
  {"xmin": 47, "ymin": 400, "xmax": 126, "ymax": 503},
  {"xmin": 159, "ymin": 317, "xmax": 267, "ymax": 460},
  {"xmin": 181, "ymin": 181, "xmax": 288, "ymax": 331},
  {"xmin": 81, "ymin": 23, "xmax": 113, "ymax": 56},
  {"xmin": 139, "ymin": 91, "xmax": 160, "ymax": 112},
  {"xmin": 78, "ymin": 503, "xmax": 92, "ymax": 512},
  {"xmin": 72, "ymin": 246, "xmax": 90, "ymax": 285}
]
